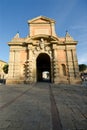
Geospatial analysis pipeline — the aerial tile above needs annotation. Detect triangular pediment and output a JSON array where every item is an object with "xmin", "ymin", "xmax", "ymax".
[
  {"xmin": 28, "ymin": 16, "xmax": 55, "ymax": 24},
  {"xmin": 28, "ymin": 16, "xmax": 57, "ymax": 37}
]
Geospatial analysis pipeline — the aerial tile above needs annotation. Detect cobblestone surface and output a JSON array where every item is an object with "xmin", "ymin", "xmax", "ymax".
[{"xmin": 0, "ymin": 83, "xmax": 87, "ymax": 130}]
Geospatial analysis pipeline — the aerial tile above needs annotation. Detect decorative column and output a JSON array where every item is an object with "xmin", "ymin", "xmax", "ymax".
[
  {"xmin": 65, "ymin": 47, "xmax": 71, "ymax": 84},
  {"xmin": 7, "ymin": 49, "xmax": 15, "ymax": 78},
  {"xmin": 26, "ymin": 44, "xmax": 33, "ymax": 83},
  {"xmin": 52, "ymin": 44, "xmax": 59, "ymax": 83},
  {"xmin": 71, "ymin": 49, "xmax": 80, "ymax": 78},
  {"xmin": 65, "ymin": 48, "xmax": 81, "ymax": 84}
]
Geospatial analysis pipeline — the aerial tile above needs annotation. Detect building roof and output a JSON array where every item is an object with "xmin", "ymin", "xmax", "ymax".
[
  {"xmin": 28, "ymin": 16, "xmax": 55, "ymax": 24},
  {"xmin": 0, "ymin": 60, "xmax": 7, "ymax": 64}
]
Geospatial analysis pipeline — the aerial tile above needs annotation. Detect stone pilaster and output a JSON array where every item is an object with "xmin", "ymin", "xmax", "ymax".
[
  {"xmin": 66, "ymin": 48, "xmax": 81, "ymax": 84},
  {"xmin": 7, "ymin": 49, "xmax": 15, "ymax": 78},
  {"xmin": 25, "ymin": 44, "xmax": 33, "ymax": 83},
  {"xmin": 7, "ymin": 48, "xmax": 24, "ymax": 84},
  {"xmin": 52, "ymin": 44, "xmax": 59, "ymax": 83},
  {"xmin": 71, "ymin": 49, "xmax": 80, "ymax": 78}
]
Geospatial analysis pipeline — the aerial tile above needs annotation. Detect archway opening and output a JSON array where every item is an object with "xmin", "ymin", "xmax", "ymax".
[{"xmin": 36, "ymin": 53, "xmax": 51, "ymax": 82}]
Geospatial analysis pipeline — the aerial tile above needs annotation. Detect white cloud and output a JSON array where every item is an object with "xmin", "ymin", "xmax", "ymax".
[
  {"xmin": 78, "ymin": 53, "xmax": 87, "ymax": 64},
  {"xmin": 70, "ymin": 25, "xmax": 87, "ymax": 30}
]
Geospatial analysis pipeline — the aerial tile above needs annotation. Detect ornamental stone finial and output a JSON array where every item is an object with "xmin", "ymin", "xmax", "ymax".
[{"xmin": 14, "ymin": 32, "xmax": 20, "ymax": 38}]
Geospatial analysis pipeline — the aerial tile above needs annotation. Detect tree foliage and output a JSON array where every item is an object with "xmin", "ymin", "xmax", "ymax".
[
  {"xmin": 79, "ymin": 64, "xmax": 87, "ymax": 72},
  {"xmin": 3, "ymin": 64, "xmax": 9, "ymax": 74}
]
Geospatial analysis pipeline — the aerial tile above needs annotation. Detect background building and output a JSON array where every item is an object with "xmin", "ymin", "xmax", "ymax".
[
  {"xmin": 7, "ymin": 16, "xmax": 81, "ymax": 84},
  {"xmin": 0, "ymin": 60, "xmax": 7, "ymax": 79}
]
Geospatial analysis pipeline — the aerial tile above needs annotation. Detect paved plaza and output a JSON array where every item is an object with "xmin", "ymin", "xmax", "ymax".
[{"xmin": 0, "ymin": 82, "xmax": 87, "ymax": 130}]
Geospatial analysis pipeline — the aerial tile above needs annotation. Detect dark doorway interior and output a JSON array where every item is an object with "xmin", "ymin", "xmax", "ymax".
[{"xmin": 36, "ymin": 53, "xmax": 51, "ymax": 82}]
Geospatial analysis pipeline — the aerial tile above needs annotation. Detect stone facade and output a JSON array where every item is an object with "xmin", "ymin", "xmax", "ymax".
[
  {"xmin": 6, "ymin": 16, "xmax": 81, "ymax": 84},
  {"xmin": 0, "ymin": 60, "xmax": 7, "ymax": 79}
]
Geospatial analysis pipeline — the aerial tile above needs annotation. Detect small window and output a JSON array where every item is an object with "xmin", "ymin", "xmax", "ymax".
[{"xmin": 61, "ymin": 64, "xmax": 66, "ymax": 76}]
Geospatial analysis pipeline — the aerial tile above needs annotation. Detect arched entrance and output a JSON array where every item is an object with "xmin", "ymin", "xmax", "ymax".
[{"xmin": 36, "ymin": 53, "xmax": 51, "ymax": 82}]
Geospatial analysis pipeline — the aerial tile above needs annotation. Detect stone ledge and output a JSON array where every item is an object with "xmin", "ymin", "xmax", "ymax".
[{"xmin": 6, "ymin": 79, "xmax": 24, "ymax": 84}]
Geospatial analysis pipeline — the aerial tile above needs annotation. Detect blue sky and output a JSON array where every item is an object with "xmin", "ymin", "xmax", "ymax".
[{"xmin": 0, "ymin": 0, "xmax": 87, "ymax": 64}]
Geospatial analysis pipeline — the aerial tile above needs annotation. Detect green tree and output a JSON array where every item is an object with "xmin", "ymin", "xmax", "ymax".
[
  {"xmin": 79, "ymin": 64, "xmax": 87, "ymax": 72},
  {"xmin": 3, "ymin": 64, "xmax": 9, "ymax": 74}
]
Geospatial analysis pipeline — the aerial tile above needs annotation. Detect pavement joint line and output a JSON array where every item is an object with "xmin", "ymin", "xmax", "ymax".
[
  {"xmin": 65, "ymin": 92, "xmax": 87, "ymax": 120},
  {"xmin": 49, "ymin": 84, "xmax": 63, "ymax": 130},
  {"xmin": 0, "ymin": 85, "xmax": 33, "ymax": 111},
  {"xmin": 0, "ymin": 83, "xmax": 87, "ymax": 130}
]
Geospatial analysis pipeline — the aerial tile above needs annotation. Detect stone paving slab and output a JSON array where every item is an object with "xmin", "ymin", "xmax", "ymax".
[
  {"xmin": 0, "ymin": 83, "xmax": 87, "ymax": 130},
  {"xmin": 52, "ymin": 84, "xmax": 87, "ymax": 130}
]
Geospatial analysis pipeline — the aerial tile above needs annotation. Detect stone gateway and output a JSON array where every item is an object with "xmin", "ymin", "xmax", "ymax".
[{"xmin": 6, "ymin": 16, "xmax": 81, "ymax": 84}]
